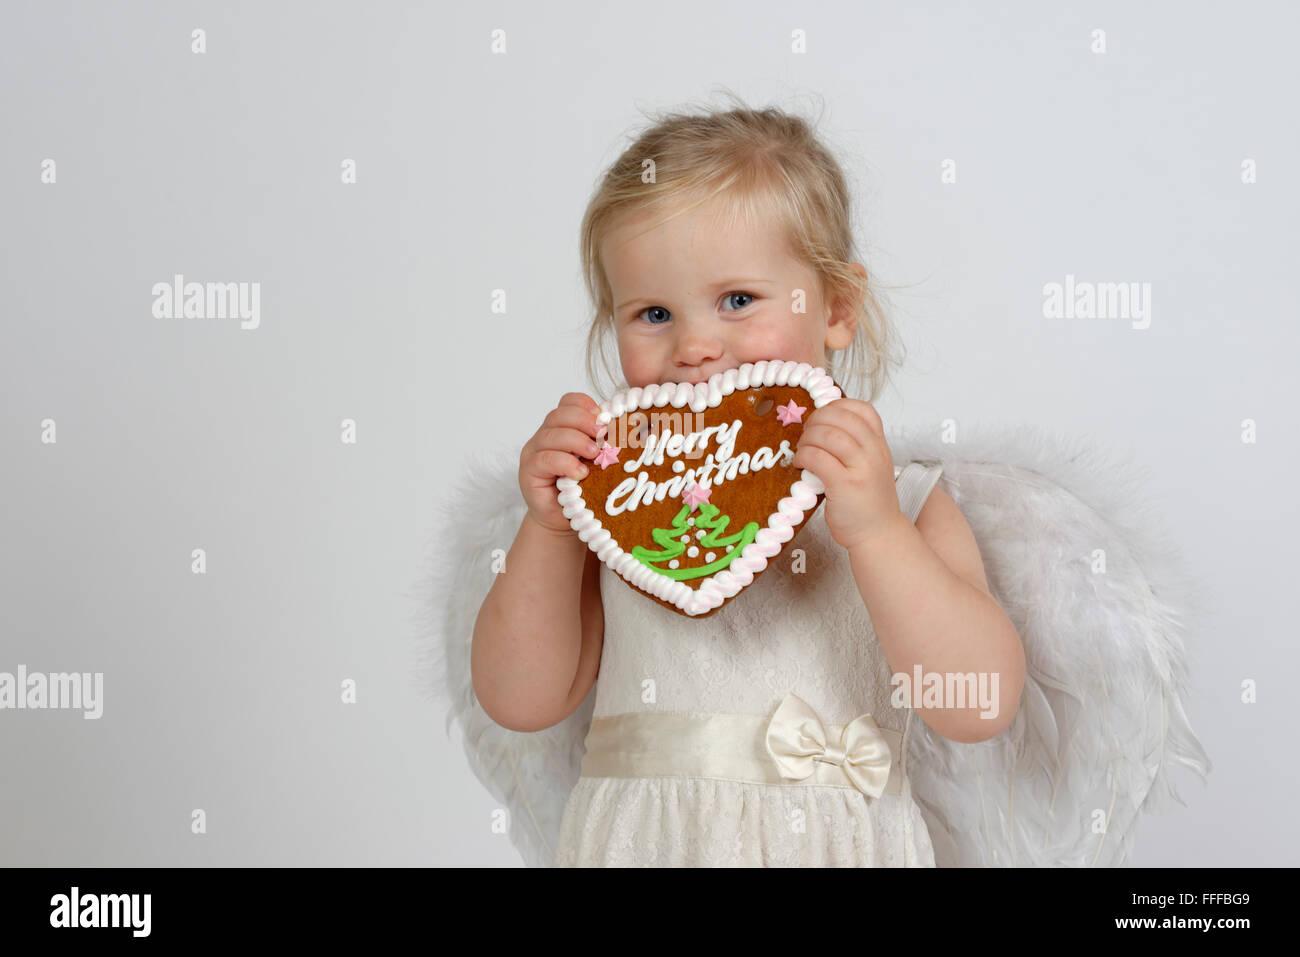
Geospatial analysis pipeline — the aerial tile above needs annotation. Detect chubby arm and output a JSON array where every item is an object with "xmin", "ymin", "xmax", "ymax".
[
  {"xmin": 848, "ymin": 486, "xmax": 1025, "ymax": 742},
  {"xmin": 471, "ymin": 515, "xmax": 605, "ymax": 732}
]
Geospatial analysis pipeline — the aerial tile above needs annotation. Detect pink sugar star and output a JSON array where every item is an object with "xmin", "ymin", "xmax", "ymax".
[
  {"xmin": 593, "ymin": 442, "xmax": 621, "ymax": 469},
  {"xmin": 682, "ymin": 481, "xmax": 712, "ymax": 511},
  {"xmin": 775, "ymin": 399, "xmax": 807, "ymax": 426}
]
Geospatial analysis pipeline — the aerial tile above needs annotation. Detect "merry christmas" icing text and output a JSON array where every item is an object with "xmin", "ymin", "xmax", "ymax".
[{"xmin": 606, "ymin": 419, "xmax": 793, "ymax": 516}]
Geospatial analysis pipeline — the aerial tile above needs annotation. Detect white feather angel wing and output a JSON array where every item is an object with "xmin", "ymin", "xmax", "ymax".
[
  {"xmin": 887, "ymin": 423, "xmax": 1212, "ymax": 866},
  {"xmin": 414, "ymin": 447, "xmax": 594, "ymax": 868}
]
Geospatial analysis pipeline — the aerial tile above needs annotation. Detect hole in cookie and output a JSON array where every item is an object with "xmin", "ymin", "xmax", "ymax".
[
  {"xmin": 625, "ymin": 411, "xmax": 649, "ymax": 448},
  {"xmin": 753, "ymin": 394, "xmax": 775, "ymax": 417}
]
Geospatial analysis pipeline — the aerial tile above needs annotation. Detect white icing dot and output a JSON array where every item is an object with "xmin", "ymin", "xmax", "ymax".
[
  {"xmin": 687, "ymin": 546, "xmax": 699, "ymax": 558},
  {"xmin": 680, "ymin": 535, "xmax": 690, "ymax": 544},
  {"xmin": 668, "ymin": 560, "xmax": 679, "ymax": 569},
  {"xmin": 696, "ymin": 530, "xmax": 706, "ymax": 539},
  {"xmin": 706, "ymin": 552, "xmax": 716, "ymax": 562},
  {"xmin": 672, "ymin": 460, "xmax": 684, "ymax": 473},
  {"xmin": 687, "ymin": 517, "xmax": 694, "ymax": 525},
  {"xmin": 726, "ymin": 545, "xmax": 733, "ymax": 552}
]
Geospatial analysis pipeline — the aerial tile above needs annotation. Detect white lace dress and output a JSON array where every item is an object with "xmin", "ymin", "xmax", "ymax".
[{"xmin": 553, "ymin": 463, "xmax": 945, "ymax": 867}]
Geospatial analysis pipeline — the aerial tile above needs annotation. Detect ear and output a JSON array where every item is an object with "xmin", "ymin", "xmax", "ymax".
[{"xmin": 824, "ymin": 263, "xmax": 865, "ymax": 352}]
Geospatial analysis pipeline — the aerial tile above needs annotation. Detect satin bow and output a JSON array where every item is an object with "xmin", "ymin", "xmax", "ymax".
[{"xmin": 764, "ymin": 692, "xmax": 892, "ymax": 798}]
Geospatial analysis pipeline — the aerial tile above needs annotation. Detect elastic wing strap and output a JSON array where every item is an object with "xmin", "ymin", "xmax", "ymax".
[{"xmin": 895, "ymin": 462, "xmax": 944, "ymax": 523}]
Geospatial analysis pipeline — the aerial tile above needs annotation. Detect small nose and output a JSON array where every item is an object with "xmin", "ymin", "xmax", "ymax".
[{"xmin": 672, "ymin": 325, "xmax": 723, "ymax": 369}]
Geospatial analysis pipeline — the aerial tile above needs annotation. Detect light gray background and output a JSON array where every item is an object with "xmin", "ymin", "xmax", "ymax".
[{"xmin": 2, "ymin": 0, "xmax": 1296, "ymax": 866}]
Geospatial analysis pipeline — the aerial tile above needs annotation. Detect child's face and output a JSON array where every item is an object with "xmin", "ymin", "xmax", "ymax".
[{"xmin": 602, "ymin": 194, "xmax": 859, "ymax": 390}]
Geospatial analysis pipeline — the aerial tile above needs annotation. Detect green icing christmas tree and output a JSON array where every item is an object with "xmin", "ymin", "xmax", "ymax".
[{"xmin": 631, "ymin": 502, "xmax": 759, "ymax": 581}]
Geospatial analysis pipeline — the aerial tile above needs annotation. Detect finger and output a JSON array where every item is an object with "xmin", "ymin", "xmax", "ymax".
[
  {"xmin": 558, "ymin": 392, "xmax": 603, "ymax": 420},
  {"xmin": 793, "ymin": 443, "xmax": 846, "ymax": 478},
  {"xmin": 540, "ymin": 426, "xmax": 603, "ymax": 462},
  {"xmin": 830, "ymin": 398, "xmax": 885, "ymax": 437},
  {"xmin": 532, "ymin": 448, "xmax": 589, "ymax": 483},
  {"xmin": 546, "ymin": 404, "xmax": 606, "ymax": 440},
  {"xmin": 800, "ymin": 422, "xmax": 863, "ymax": 465}
]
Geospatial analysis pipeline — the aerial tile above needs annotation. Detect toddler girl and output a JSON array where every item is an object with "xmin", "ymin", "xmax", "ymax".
[{"xmin": 470, "ymin": 101, "xmax": 1026, "ymax": 866}]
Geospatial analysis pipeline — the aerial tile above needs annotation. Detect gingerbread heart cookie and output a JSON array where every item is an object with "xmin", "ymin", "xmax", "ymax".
[{"xmin": 555, "ymin": 360, "xmax": 843, "ymax": 618}]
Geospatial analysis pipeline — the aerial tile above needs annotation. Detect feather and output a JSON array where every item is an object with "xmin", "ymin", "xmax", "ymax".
[
  {"xmin": 890, "ymin": 421, "xmax": 1211, "ymax": 865},
  {"xmin": 411, "ymin": 443, "xmax": 595, "ymax": 868}
]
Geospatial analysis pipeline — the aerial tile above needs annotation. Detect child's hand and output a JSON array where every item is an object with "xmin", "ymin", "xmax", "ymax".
[
  {"xmin": 790, "ymin": 399, "xmax": 905, "ymax": 552},
  {"xmin": 519, "ymin": 392, "xmax": 607, "ymax": 536}
]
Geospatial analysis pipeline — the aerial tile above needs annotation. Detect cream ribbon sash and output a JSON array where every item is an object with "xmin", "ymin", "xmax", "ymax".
[{"xmin": 580, "ymin": 691, "xmax": 902, "ymax": 797}]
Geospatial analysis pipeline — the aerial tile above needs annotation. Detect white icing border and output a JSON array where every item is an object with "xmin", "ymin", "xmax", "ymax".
[{"xmin": 555, "ymin": 360, "xmax": 842, "ymax": 617}]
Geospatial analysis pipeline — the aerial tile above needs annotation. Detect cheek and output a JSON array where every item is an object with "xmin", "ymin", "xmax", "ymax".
[
  {"xmin": 616, "ymin": 333, "xmax": 660, "ymax": 378},
  {"xmin": 742, "ymin": 318, "xmax": 821, "ymax": 363}
]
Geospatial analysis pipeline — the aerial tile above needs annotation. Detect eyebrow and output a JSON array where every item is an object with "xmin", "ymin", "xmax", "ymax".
[{"xmin": 616, "ymin": 278, "xmax": 773, "ymax": 312}]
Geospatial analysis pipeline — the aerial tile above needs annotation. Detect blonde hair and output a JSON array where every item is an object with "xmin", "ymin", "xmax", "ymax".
[{"xmin": 579, "ymin": 91, "xmax": 907, "ymax": 404}]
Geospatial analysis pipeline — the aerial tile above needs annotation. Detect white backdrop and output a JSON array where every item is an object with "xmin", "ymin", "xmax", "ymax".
[{"xmin": 1, "ymin": 0, "xmax": 1296, "ymax": 866}]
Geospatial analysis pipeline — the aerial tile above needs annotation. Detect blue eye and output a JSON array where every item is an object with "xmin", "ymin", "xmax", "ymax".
[
  {"xmin": 723, "ymin": 292, "xmax": 755, "ymax": 310},
  {"xmin": 638, "ymin": 306, "xmax": 671, "ymax": 325}
]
